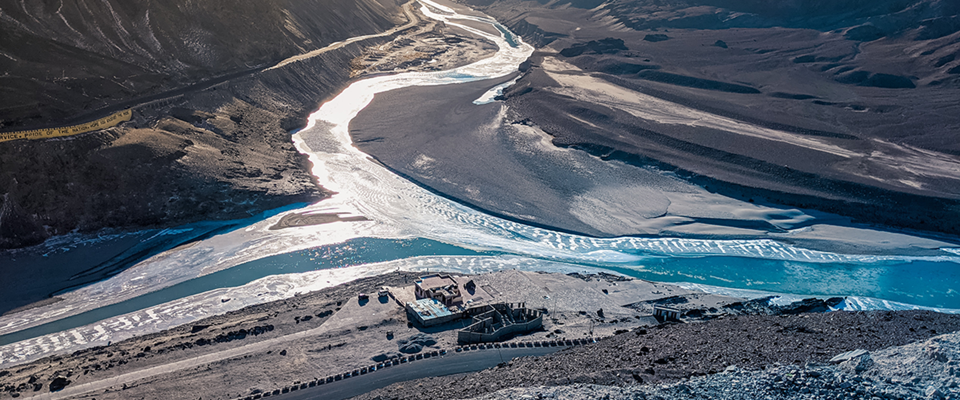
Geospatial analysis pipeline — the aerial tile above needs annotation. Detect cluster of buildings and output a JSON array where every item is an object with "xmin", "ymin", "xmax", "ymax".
[
  {"xmin": 404, "ymin": 274, "xmax": 544, "ymax": 344},
  {"xmin": 400, "ymin": 273, "xmax": 681, "ymax": 345}
]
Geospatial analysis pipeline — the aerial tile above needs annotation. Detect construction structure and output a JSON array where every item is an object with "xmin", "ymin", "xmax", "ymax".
[
  {"xmin": 414, "ymin": 274, "xmax": 463, "ymax": 306},
  {"xmin": 653, "ymin": 305, "xmax": 680, "ymax": 322},
  {"xmin": 406, "ymin": 298, "xmax": 462, "ymax": 327},
  {"xmin": 457, "ymin": 303, "xmax": 545, "ymax": 344}
]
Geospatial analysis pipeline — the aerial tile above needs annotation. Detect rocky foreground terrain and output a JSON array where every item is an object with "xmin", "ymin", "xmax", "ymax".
[
  {"xmin": 1, "ymin": 270, "xmax": 958, "ymax": 399},
  {"xmin": 466, "ymin": 329, "xmax": 960, "ymax": 399},
  {"xmin": 361, "ymin": 310, "xmax": 960, "ymax": 400}
]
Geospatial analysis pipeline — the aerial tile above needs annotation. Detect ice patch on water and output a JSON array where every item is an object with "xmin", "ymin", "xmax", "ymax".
[
  {"xmin": 674, "ymin": 282, "xmax": 960, "ymax": 314},
  {"xmin": 473, "ymin": 75, "xmax": 520, "ymax": 105}
]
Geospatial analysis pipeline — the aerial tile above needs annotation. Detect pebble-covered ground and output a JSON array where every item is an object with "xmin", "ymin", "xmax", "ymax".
[
  {"xmin": 359, "ymin": 311, "xmax": 960, "ymax": 400},
  {"xmin": 469, "ymin": 330, "xmax": 960, "ymax": 400}
]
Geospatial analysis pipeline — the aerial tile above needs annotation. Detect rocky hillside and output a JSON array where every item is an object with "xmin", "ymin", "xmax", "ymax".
[
  {"xmin": 463, "ymin": 0, "xmax": 960, "ymax": 237},
  {"xmin": 0, "ymin": 0, "xmax": 401, "ymax": 129},
  {"xmin": 0, "ymin": 0, "xmax": 408, "ymax": 248},
  {"xmin": 470, "ymin": 328, "xmax": 960, "ymax": 399},
  {"xmin": 360, "ymin": 310, "xmax": 960, "ymax": 399}
]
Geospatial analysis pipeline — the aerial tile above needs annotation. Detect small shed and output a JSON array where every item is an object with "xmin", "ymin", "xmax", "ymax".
[{"xmin": 653, "ymin": 305, "xmax": 680, "ymax": 322}]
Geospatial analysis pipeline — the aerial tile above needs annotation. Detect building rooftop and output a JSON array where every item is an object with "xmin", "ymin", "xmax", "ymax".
[
  {"xmin": 653, "ymin": 305, "xmax": 681, "ymax": 313},
  {"xmin": 407, "ymin": 298, "xmax": 455, "ymax": 322},
  {"xmin": 416, "ymin": 274, "xmax": 457, "ymax": 290}
]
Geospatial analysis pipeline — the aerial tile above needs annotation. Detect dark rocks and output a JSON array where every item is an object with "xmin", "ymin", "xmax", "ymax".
[
  {"xmin": 592, "ymin": 60, "xmax": 660, "ymax": 75},
  {"xmin": 717, "ymin": 297, "xmax": 844, "ymax": 317},
  {"xmin": 838, "ymin": 351, "xmax": 875, "ymax": 374},
  {"xmin": 713, "ymin": 40, "xmax": 728, "ymax": 48},
  {"xmin": 48, "ymin": 376, "xmax": 70, "ymax": 392},
  {"xmin": 399, "ymin": 343, "xmax": 422, "ymax": 354},
  {"xmin": 559, "ymin": 38, "xmax": 628, "ymax": 57},
  {"xmin": 0, "ymin": 180, "xmax": 48, "ymax": 249},
  {"xmin": 643, "ymin": 34, "xmax": 670, "ymax": 42},
  {"xmin": 636, "ymin": 70, "xmax": 762, "ymax": 94},
  {"xmin": 777, "ymin": 297, "xmax": 845, "ymax": 314},
  {"xmin": 862, "ymin": 73, "xmax": 915, "ymax": 89},
  {"xmin": 398, "ymin": 333, "xmax": 437, "ymax": 354},
  {"xmin": 768, "ymin": 92, "xmax": 819, "ymax": 100},
  {"xmin": 358, "ymin": 311, "xmax": 960, "ymax": 400},
  {"xmin": 935, "ymin": 54, "xmax": 955, "ymax": 68},
  {"xmin": 170, "ymin": 108, "xmax": 210, "ymax": 124},
  {"xmin": 917, "ymin": 16, "xmax": 960, "ymax": 41},
  {"xmin": 372, "ymin": 352, "xmax": 402, "ymax": 362},
  {"xmin": 192, "ymin": 325, "xmax": 274, "ymax": 348},
  {"xmin": 836, "ymin": 70, "xmax": 915, "ymax": 88},
  {"xmin": 518, "ymin": 60, "xmax": 532, "ymax": 72}
]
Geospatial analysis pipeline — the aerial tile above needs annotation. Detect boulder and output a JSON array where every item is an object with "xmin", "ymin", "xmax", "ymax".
[
  {"xmin": 839, "ymin": 351, "xmax": 874, "ymax": 373},
  {"xmin": 49, "ymin": 376, "xmax": 70, "ymax": 392},
  {"xmin": 372, "ymin": 352, "xmax": 401, "ymax": 362},
  {"xmin": 398, "ymin": 333, "xmax": 437, "ymax": 354}
]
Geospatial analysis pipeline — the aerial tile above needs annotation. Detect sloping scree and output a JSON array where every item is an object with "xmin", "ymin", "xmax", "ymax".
[
  {"xmin": 358, "ymin": 311, "xmax": 960, "ymax": 400},
  {"xmin": 467, "ymin": 360, "xmax": 958, "ymax": 400},
  {"xmin": 471, "ymin": 332, "xmax": 960, "ymax": 399},
  {"xmin": 865, "ymin": 331, "xmax": 960, "ymax": 397}
]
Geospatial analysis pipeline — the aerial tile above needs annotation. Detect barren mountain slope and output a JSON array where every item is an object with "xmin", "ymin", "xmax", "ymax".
[
  {"xmin": 0, "ymin": 0, "xmax": 401, "ymax": 128},
  {"xmin": 456, "ymin": 0, "xmax": 960, "ymax": 236},
  {"xmin": 0, "ymin": 0, "xmax": 408, "ymax": 248}
]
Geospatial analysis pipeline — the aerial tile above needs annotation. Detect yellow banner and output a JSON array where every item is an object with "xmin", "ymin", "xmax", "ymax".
[{"xmin": 0, "ymin": 109, "xmax": 132, "ymax": 143}]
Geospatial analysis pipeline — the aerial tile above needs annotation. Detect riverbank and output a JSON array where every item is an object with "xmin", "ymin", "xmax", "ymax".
[
  {"xmin": 0, "ymin": 0, "xmax": 513, "ymax": 316},
  {"xmin": 448, "ymin": 0, "xmax": 960, "ymax": 240},
  {"xmin": 0, "ymin": 0, "xmax": 407, "ymax": 248},
  {"xmin": 0, "ymin": 0, "xmax": 496, "ymax": 250},
  {"xmin": 3, "ymin": 269, "xmax": 958, "ymax": 399},
  {"xmin": 348, "ymin": 52, "xmax": 960, "ymax": 255},
  {"xmin": 0, "ymin": 270, "xmax": 735, "ymax": 398}
]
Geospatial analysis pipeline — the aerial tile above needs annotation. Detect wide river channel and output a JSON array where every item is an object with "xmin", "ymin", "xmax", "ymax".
[{"xmin": 1, "ymin": 0, "xmax": 959, "ymax": 366}]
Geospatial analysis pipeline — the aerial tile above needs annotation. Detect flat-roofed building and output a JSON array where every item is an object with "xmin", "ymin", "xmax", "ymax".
[
  {"xmin": 654, "ymin": 305, "xmax": 680, "ymax": 322},
  {"xmin": 415, "ymin": 274, "xmax": 462, "ymax": 306},
  {"xmin": 406, "ymin": 298, "xmax": 461, "ymax": 327}
]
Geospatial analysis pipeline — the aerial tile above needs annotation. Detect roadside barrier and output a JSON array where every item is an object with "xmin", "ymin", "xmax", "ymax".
[
  {"xmin": 256, "ymin": 338, "xmax": 605, "ymax": 398},
  {"xmin": 0, "ymin": 109, "xmax": 132, "ymax": 143}
]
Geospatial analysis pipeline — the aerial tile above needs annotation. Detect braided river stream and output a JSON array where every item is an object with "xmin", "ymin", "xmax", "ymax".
[{"xmin": 1, "ymin": 0, "xmax": 958, "ymax": 366}]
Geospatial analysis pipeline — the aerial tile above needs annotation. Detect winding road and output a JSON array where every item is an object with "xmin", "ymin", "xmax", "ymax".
[
  {"xmin": 25, "ymin": 341, "xmax": 567, "ymax": 399},
  {"xmin": 273, "ymin": 346, "xmax": 563, "ymax": 400}
]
